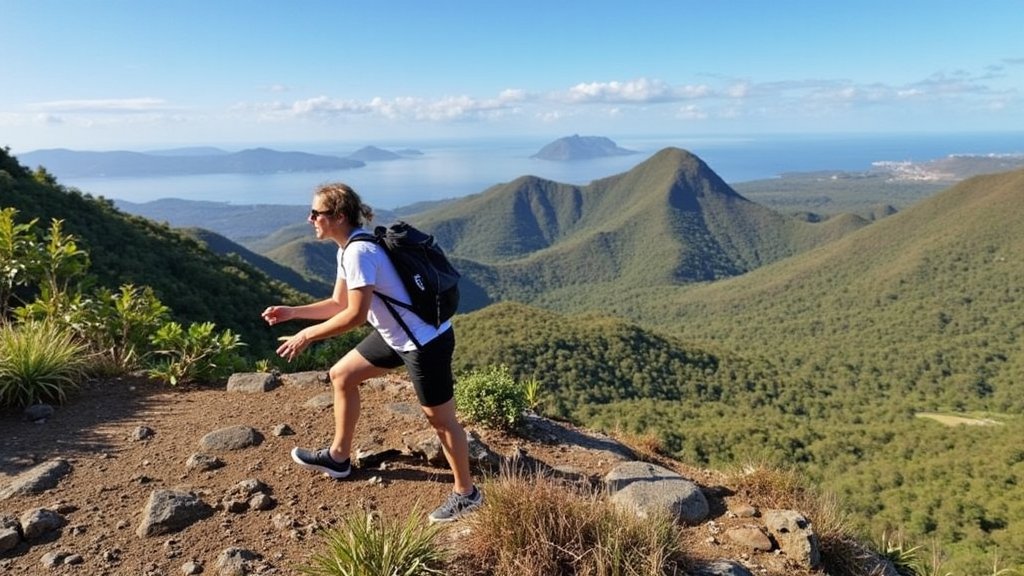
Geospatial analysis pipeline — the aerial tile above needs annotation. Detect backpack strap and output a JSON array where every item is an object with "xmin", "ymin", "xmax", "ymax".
[{"xmin": 343, "ymin": 232, "xmax": 424, "ymax": 349}]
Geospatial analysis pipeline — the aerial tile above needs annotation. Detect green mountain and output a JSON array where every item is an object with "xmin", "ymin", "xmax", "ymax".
[
  {"xmin": 449, "ymin": 167, "xmax": 1024, "ymax": 573},
  {"xmin": 421, "ymin": 147, "xmax": 868, "ymax": 302},
  {"xmin": 115, "ymin": 199, "xmax": 311, "ymax": 243},
  {"xmin": 267, "ymin": 148, "xmax": 869, "ymax": 306},
  {"xmin": 16, "ymin": 147, "xmax": 364, "ymax": 178},
  {"xmin": 649, "ymin": 167, "xmax": 1024, "ymax": 411},
  {"xmin": 0, "ymin": 149, "xmax": 309, "ymax": 356},
  {"xmin": 264, "ymin": 237, "xmax": 339, "ymax": 290},
  {"xmin": 181, "ymin": 227, "xmax": 332, "ymax": 298}
]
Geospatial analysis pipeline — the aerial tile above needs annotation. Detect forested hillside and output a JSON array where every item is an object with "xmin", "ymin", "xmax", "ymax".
[
  {"xmin": 453, "ymin": 168, "xmax": 1024, "ymax": 573},
  {"xmin": 0, "ymin": 148, "xmax": 309, "ymax": 356},
  {"xmin": 9, "ymin": 140, "xmax": 1023, "ymax": 571}
]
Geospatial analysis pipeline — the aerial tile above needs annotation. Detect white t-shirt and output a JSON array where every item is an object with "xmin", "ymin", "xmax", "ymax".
[{"xmin": 337, "ymin": 229, "xmax": 451, "ymax": 351}]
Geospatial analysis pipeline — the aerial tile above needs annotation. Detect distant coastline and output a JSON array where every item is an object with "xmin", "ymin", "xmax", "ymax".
[{"xmin": 33, "ymin": 132, "xmax": 1024, "ymax": 208}]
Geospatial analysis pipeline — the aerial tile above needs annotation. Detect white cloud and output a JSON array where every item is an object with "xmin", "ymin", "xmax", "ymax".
[
  {"xmin": 563, "ymin": 78, "xmax": 706, "ymax": 103},
  {"xmin": 26, "ymin": 98, "xmax": 172, "ymax": 113},
  {"xmin": 676, "ymin": 105, "xmax": 707, "ymax": 120}
]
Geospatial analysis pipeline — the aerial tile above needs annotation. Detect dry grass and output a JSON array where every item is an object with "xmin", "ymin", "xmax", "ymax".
[
  {"xmin": 453, "ymin": 465, "xmax": 686, "ymax": 576},
  {"xmin": 728, "ymin": 461, "xmax": 896, "ymax": 576}
]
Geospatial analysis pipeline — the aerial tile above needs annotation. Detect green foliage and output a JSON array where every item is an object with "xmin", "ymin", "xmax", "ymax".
[
  {"xmin": 453, "ymin": 302, "xmax": 721, "ymax": 422},
  {"xmin": 147, "ymin": 321, "xmax": 245, "ymax": 386},
  {"xmin": 0, "ymin": 320, "xmax": 87, "ymax": 407},
  {"xmin": 876, "ymin": 531, "xmax": 925, "ymax": 576},
  {"xmin": 75, "ymin": 284, "xmax": 171, "ymax": 373},
  {"xmin": 522, "ymin": 377, "xmax": 542, "ymax": 412},
  {"xmin": 454, "ymin": 365, "xmax": 527, "ymax": 430},
  {"xmin": 259, "ymin": 327, "xmax": 370, "ymax": 373},
  {"xmin": 0, "ymin": 207, "xmax": 42, "ymax": 317},
  {"xmin": 1, "ymin": 149, "xmax": 309, "ymax": 357},
  {"xmin": 1, "ymin": 211, "xmax": 89, "ymax": 320},
  {"xmin": 299, "ymin": 510, "xmax": 447, "ymax": 576}
]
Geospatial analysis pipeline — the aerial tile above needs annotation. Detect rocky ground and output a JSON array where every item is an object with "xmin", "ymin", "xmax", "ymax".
[{"xmin": 0, "ymin": 371, "xmax": 846, "ymax": 575}]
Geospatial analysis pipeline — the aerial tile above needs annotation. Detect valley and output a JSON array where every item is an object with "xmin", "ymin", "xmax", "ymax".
[{"xmin": 4, "ymin": 146, "xmax": 1024, "ymax": 572}]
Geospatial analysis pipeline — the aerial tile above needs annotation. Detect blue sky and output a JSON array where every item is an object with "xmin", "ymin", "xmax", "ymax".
[{"xmin": 2, "ymin": 1, "xmax": 1022, "ymax": 153}]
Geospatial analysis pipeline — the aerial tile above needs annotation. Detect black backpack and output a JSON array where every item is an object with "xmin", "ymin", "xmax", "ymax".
[{"xmin": 346, "ymin": 221, "xmax": 460, "ymax": 347}]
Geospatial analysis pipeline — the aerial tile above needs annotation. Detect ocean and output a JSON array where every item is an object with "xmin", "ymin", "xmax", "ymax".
[{"xmin": 59, "ymin": 132, "xmax": 1024, "ymax": 210}]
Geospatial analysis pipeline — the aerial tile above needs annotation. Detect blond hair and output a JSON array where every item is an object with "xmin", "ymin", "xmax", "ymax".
[{"xmin": 314, "ymin": 182, "xmax": 375, "ymax": 227}]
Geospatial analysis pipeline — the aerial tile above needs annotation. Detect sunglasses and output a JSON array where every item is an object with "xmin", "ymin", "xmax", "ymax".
[{"xmin": 309, "ymin": 208, "xmax": 333, "ymax": 220}]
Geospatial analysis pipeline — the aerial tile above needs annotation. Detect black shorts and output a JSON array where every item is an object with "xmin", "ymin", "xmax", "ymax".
[{"xmin": 355, "ymin": 327, "xmax": 456, "ymax": 407}]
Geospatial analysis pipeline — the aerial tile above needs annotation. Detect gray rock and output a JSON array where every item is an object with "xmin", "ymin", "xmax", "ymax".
[
  {"xmin": 466, "ymin": 430, "xmax": 502, "ymax": 471},
  {"xmin": 725, "ymin": 526, "xmax": 773, "ymax": 551},
  {"xmin": 0, "ymin": 459, "xmax": 72, "ymax": 500},
  {"xmin": 20, "ymin": 508, "xmax": 66, "ymax": 540},
  {"xmin": 385, "ymin": 401, "xmax": 422, "ymax": 419},
  {"xmin": 229, "ymin": 479, "xmax": 268, "ymax": 497},
  {"xmin": 764, "ymin": 509, "xmax": 821, "ymax": 569},
  {"xmin": 131, "ymin": 425, "xmax": 156, "ymax": 441},
  {"xmin": 249, "ymin": 493, "xmax": 274, "ymax": 511},
  {"xmin": 403, "ymin": 430, "xmax": 445, "ymax": 465},
  {"xmin": 271, "ymin": 423, "xmax": 293, "ymax": 436},
  {"xmin": 39, "ymin": 550, "xmax": 71, "ymax": 568},
  {"xmin": 226, "ymin": 372, "xmax": 279, "ymax": 393},
  {"xmin": 216, "ymin": 547, "xmax": 260, "ymax": 576},
  {"xmin": 199, "ymin": 426, "xmax": 261, "ymax": 451},
  {"xmin": 181, "ymin": 559, "xmax": 204, "ymax": 574},
  {"xmin": 0, "ymin": 518, "xmax": 22, "ymax": 553},
  {"xmin": 185, "ymin": 453, "xmax": 225, "ymax": 472},
  {"xmin": 278, "ymin": 371, "xmax": 328, "ymax": 388},
  {"xmin": 304, "ymin": 392, "xmax": 333, "ymax": 409},
  {"xmin": 690, "ymin": 559, "xmax": 754, "ymax": 576},
  {"xmin": 23, "ymin": 404, "xmax": 55, "ymax": 422},
  {"xmin": 604, "ymin": 461, "xmax": 709, "ymax": 524},
  {"xmin": 355, "ymin": 448, "xmax": 402, "ymax": 468},
  {"xmin": 137, "ymin": 489, "xmax": 214, "ymax": 537}
]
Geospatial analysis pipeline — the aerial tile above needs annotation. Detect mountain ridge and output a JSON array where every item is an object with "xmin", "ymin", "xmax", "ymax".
[
  {"xmin": 16, "ymin": 147, "xmax": 365, "ymax": 178},
  {"xmin": 405, "ymin": 148, "xmax": 870, "ymax": 304}
]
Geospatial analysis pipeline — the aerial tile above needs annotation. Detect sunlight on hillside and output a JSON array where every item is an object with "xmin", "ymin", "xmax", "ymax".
[{"xmin": 915, "ymin": 412, "xmax": 1004, "ymax": 427}]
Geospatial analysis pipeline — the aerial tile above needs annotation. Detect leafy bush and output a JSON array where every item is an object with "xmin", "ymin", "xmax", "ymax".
[
  {"xmin": 0, "ymin": 207, "xmax": 41, "ymax": 317},
  {"xmin": 0, "ymin": 320, "xmax": 87, "ymax": 407},
  {"xmin": 147, "ymin": 321, "xmax": 245, "ymax": 386},
  {"xmin": 454, "ymin": 365, "xmax": 527, "ymax": 430},
  {"xmin": 20, "ymin": 284, "xmax": 171, "ymax": 375},
  {"xmin": 299, "ymin": 509, "xmax": 447, "ymax": 576}
]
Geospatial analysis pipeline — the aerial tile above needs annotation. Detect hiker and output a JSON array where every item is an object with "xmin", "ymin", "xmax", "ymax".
[{"xmin": 260, "ymin": 182, "xmax": 481, "ymax": 523}]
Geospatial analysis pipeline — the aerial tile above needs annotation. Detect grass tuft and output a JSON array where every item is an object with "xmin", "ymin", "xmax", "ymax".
[
  {"xmin": 0, "ymin": 320, "xmax": 87, "ymax": 408},
  {"xmin": 455, "ymin": 466, "xmax": 685, "ymax": 576},
  {"xmin": 298, "ymin": 507, "xmax": 447, "ymax": 576}
]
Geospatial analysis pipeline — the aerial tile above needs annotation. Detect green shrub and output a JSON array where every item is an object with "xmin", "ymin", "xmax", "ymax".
[
  {"xmin": 24, "ymin": 284, "xmax": 171, "ymax": 375},
  {"xmin": 454, "ymin": 364, "xmax": 528, "ymax": 430},
  {"xmin": 0, "ymin": 207, "xmax": 41, "ymax": 317},
  {"xmin": 0, "ymin": 320, "xmax": 87, "ymax": 407},
  {"xmin": 147, "ymin": 321, "xmax": 245, "ymax": 386},
  {"xmin": 299, "ymin": 509, "xmax": 447, "ymax": 576}
]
